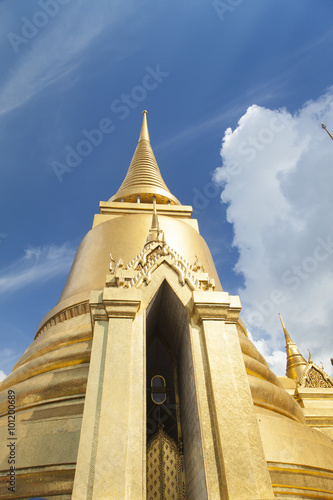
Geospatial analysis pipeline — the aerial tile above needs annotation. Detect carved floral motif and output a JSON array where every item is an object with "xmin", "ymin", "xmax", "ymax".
[{"xmin": 303, "ymin": 365, "xmax": 333, "ymax": 388}]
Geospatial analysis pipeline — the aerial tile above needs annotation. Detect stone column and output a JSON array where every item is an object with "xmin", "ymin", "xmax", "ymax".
[
  {"xmin": 193, "ymin": 291, "xmax": 275, "ymax": 500},
  {"xmin": 72, "ymin": 288, "xmax": 144, "ymax": 500}
]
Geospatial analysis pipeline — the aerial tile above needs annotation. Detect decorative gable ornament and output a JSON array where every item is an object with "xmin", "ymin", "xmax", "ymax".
[
  {"xmin": 107, "ymin": 240, "xmax": 215, "ymax": 292},
  {"xmin": 299, "ymin": 363, "xmax": 333, "ymax": 388}
]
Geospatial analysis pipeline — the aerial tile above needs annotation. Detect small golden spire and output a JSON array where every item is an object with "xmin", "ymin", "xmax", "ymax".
[
  {"xmin": 109, "ymin": 111, "xmax": 180, "ymax": 205},
  {"xmin": 279, "ymin": 313, "xmax": 308, "ymax": 381},
  {"xmin": 146, "ymin": 197, "xmax": 165, "ymax": 245},
  {"xmin": 151, "ymin": 196, "xmax": 159, "ymax": 230}
]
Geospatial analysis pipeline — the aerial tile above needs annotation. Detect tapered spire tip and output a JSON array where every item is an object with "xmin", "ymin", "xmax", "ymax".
[
  {"xmin": 279, "ymin": 313, "xmax": 292, "ymax": 344},
  {"xmin": 279, "ymin": 313, "xmax": 307, "ymax": 380},
  {"xmin": 109, "ymin": 111, "xmax": 181, "ymax": 205},
  {"xmin": 139, "ymin": 109, "xmax": 150, "ymax": 142}
]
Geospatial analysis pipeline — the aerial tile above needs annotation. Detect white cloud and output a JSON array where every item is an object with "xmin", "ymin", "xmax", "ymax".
[
  {"xmin": 0, "ymin": 243, "xmax": 75, "ymax": 295},
  {"xmin": 214, "ymin": 87, "xmax": 333, "ymax": 377},
  {"xmin": 0, "ymin": 370, "xmax": 7, "ymax": 382},
  {"xmin": 248, "ymin": 331, "xmax": 286, "ymax": 376}
]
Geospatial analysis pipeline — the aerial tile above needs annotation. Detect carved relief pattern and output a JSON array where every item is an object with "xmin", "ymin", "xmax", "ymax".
[
  {"xmin": 303, "ymin": 366, "xmax": 333, "ymax": 388},
  {"xmin": 108, "ymin": 241, "xmax": 215, "ymax": 292},
  {"xmin": 35, "ymin": 301, "xmax": 90, "ymax": 339},
  {"xmin": 147, "ymin": 428, "xmax": 186, "ymax": 500}
]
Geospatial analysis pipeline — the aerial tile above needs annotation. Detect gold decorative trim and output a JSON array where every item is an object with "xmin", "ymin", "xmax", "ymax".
[
  {"xmin": 35, "ymin": 301, "xmax": 90, "ymax": 339},
  {"xmin": 269, "ymin": 461, "xmax": 333, "ymax": 499},
  {"xmin": 0, "ymin": 465, "xmax": 75, "ymax": 500},
  {"xmin": 104, "ymin": 300, "xmax": 141, "ymax": 318},
  {"xmin": 253, "ymin": 399, "xmax": 302, "ymax": 423},
  {"xmin": 268, "ymin": 462, "xmax": 333, "ymax": 478},
  {"xmin": 272, "ymin": 483, "xmax": 333, "ymax": 500}
]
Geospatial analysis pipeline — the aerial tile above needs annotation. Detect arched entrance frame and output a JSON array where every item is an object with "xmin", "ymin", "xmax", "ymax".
[{"xmin": 72, "ymin": 260, "xmax": 274, "ymax": 500}]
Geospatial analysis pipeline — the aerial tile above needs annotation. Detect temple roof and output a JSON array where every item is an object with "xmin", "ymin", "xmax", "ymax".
[{"xmin": 109, "ymin": 111, "xmax": 180, "ymax": 205}]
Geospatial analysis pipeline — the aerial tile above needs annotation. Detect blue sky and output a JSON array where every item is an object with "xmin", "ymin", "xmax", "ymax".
[{"xmin": 1, "ymin": 0, "xmax": 333, "ymax": 378}]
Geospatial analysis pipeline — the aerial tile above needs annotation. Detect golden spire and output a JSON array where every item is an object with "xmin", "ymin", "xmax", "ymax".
[
  {"xmin": 279, "ymin": 313, "xmax": 308, "ymax": 381},
  {"xmin": 110, "ymin": 111, "xmax": 180, "ymax": 205},
  {"xmin": 151, "ymin": 196, "xmax": 159, "ymax": 230},
  {"xmin": 145, "ymin": 196, "xmax": 165, "ymax": 245},
  {"xmin": 139, "ymin": 109, "xmax": 150, "ymax": 142}
]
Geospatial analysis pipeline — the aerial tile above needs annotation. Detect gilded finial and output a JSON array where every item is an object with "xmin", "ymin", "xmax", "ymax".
[
  {"xmin": 151, "ymin": 196, "xmax": 159, "ymax": 230},
  {"xmin": 308, "ymin": 349, "xmax": 312, "ymax": 363},
  {"xmin": 139, "ymin": 109, "xmax": 150, "ymax": 142},
  {"xmin": 321, "ymin": 122, "xmax": 333, "ymax": 141},
  {"xmin": 109, "ymin": 252, "xmax": 116, "ymax": 273},
  {"xmin": 279, "ymin": 313, "xmax": 308, "ymax": 381},
  {"xmin": 278, "ymin": 313, "xmax": 292, "ymax": 345},
  {"xmin": 145, "ymin": 196, "xmax": 165, "ymax": 245}
]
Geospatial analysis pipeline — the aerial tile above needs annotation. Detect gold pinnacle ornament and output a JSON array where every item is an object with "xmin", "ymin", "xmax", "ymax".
[{"xmin": 321, "ymin": 121, "xmax": 333, "ymax": 140}]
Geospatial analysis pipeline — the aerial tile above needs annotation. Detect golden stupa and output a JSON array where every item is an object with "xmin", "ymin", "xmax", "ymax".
[{"xmin": 0, "ymin": 111, "xmax": 333, "ymax": 499}]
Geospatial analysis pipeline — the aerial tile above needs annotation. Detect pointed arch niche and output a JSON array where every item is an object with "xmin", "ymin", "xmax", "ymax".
[{"xmin": 145, "ymin": 280, "xmax": 207, "ymax": 499}]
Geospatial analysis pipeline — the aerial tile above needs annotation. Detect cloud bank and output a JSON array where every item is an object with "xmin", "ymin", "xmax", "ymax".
[{"xmin": 214, "ymin": 87, "xmax": 333, "ymax": 376}]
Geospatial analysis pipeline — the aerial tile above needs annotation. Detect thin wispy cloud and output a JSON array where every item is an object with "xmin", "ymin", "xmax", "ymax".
[
  {"xmin": 156, "ymin": 103, "xmax": 251, "ymax": 153},
  {"xmin": 155, "ymin": 73, "xmax": 299, "ymax": 153},
  {"xmin": 0, "ymin": 243, "xmax": 75, "ymax": 295},
  {"xmin": 0, "ymin": 347, "xmax": 24, "ymax": 382},
  {"xmin": 0, "ymin": 1, "xmax": 126, "ymax": 118}
]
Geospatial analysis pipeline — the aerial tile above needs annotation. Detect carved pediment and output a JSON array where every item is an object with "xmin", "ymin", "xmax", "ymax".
[
  {"xmin": 300, "ymin": 364, "xmax": 333, "ymax": 388},
  {"xmin": 107, "ymin": 240, "xmax": 215, "ymax": 292}
]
